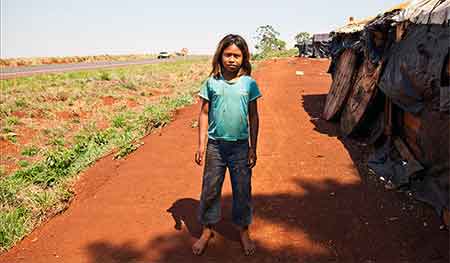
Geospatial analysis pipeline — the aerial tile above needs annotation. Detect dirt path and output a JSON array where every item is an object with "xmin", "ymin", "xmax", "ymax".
[{"xmin": 1, "ymin": 58, "xmax": 448, "ymax": 263}]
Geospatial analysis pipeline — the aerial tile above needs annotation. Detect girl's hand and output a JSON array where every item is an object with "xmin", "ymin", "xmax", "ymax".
[
  {"xmin": 248, "ymin": 148, "xmax": 257, "ymax": 168},
  {"xmin": 195, "ymin": 148, "xmax": 204, "ymax": 165}
]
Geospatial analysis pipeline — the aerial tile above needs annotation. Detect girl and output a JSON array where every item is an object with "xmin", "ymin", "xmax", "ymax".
[{"xmin": 193, "ymin": 34, "xmax": 261, "ymax": 256}]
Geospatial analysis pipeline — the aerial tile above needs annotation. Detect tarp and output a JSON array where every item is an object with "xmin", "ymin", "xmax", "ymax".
[
  {"xmin": 378, "ymin": 23, "xmax": 449, "ymax": 113},
  {"xmin": 326, "ymin": 0, "xmax": 450, "ymax": 223},
  {"xmin": 368, "ymin": 139, "xmax": 423, "ymax": 188},
  {"xmin": 327, "ymin": 34, "xmax": 362, "ymax": 76},
  {"xmin": 369, "ymin": 133, "xmax": 449, "ymax": 216},
  {"xmin": 295, "ymin": 41, "xmax": 314, "ymax": 57},
  {"xmin": 312, "ymin": 42, "xmax": 330, "ymax": 58},
  {"xmin": 393, "ymin": 0, "xmax": 450, "ymax": 24},
  {"xmin": 363, "ymin": 9, "xmax": 401, "ymax": 64},
  {"xmin": 310, "ymin": 33, "xmax": 331, "ymax": 58},
  {"xmin": 313, "ymin": 33, "xmax": 331, "ymax": 42}
]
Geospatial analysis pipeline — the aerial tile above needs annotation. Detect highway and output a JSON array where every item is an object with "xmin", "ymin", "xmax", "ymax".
[{"xmin": 0, "ymin": 56, "xmax": 207, "ymax": 79}]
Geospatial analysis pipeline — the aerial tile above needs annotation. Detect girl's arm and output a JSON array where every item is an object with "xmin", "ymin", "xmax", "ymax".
[
  {"xmin": 195, "ymin": 98, "xmax": 209, "ymax": 165},
  {"xmin": 248, "ymin": 100, "xmax": 259, "ymax": 168}
]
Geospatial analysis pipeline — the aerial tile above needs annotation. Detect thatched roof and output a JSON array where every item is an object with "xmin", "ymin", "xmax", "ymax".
[
  {"xmin": 333, "ymin": 0, "xmax": 412, "ymax": 34},
  {"xmin": 393, "ymin": 0, "xmax": 450, "ymax": 24},
  {"xmin": 334, "ymin": 16, "xmax": 376, "ymax": 34}
]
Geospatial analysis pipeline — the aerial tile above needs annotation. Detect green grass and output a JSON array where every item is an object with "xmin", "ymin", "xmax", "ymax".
[
  {"xmin": 21, "ymin": 146, "xmax": 39, "ymax": 157},
  {"xmin": 5, "ymin": 133, "xmax": 17, "ymax": 143},
  {"xmin": 14, "ymin": 99, "xmax": 28, "ymax": 108},
  {"xmin": 0, "ymin": 207, "xmax": 30, "ymax": 249},
  {"xmin": 2, "ymin": 126, "xmax": 13, "ymax": 134},
  {"xmin": 6, "ymin": 116, "xmax": 21, "ymax": 126},
  {"xmin": 0, "ymin": 57, "xmax": 209, "ymax": 251},
  {"xmin": 99, "ymin": 71, "xmax": 112, "ymax": 81},
  {"xmin": 17, "ymin": 160, "xmax": 30, "ymax": 168}
]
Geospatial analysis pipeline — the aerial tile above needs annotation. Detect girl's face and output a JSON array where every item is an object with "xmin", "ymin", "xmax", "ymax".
[{"xmin": 221, "ymin": 44, "xmax": 243, "ymax": 74}]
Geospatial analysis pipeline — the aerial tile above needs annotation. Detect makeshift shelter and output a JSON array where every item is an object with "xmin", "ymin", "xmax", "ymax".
[
  {"xmin": 323, "ymin": 17, "xmax": 373, "ymax": 120},
  {"xmin": 295, "ymin": 39, "xmax": 313, "ymax": 57},
  {"xmin": 323, "ymin": 0, "xmax": 450, "ymax": 225},
  {"xmin": 340, "ymin": 7, "xmax": 404, "ymax": 136},
  {"xmin": 312, "ymin": 33, "xmax": 331, "ymax": 58}
]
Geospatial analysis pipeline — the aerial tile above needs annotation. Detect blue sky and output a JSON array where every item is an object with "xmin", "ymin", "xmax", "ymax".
[{"xmin": 1, "ymin": 0, "xmax": 401, "ymax": 58}]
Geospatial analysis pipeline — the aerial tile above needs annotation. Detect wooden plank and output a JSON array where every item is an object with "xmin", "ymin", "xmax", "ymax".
[
  {"xmin": 396, "ymin": 22, "xmax": 409, "ymax": 42},
  {"xmin": 402, "ymin": 112, "xmax": 422, "ymax": 157},
  {"xmin": 444, "ymin": 207, "xmax": 450, "ymax": 227},
  {"xmin": 340, "ymin": 58, "xmax": 383, "ymax": 136},
  {"xmin": 323, "ymin": 49, "xmax": 358, "ymax": 120},
  {"xmin": 404, "ymin": 112, "xmax": 421, "ymax": 133},
  {"xmin": 385, "ymin": 97, "xmax": 392, "ymax": 136}
]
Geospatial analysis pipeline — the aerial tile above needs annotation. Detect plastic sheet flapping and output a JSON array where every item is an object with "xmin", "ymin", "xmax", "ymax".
[
  {"xmin": 378, "ymin": 23, "xmax": 450, "ymax": 114},
  {"xmin": 363, "ymin": 10, "xmax": 400, "ymax": 65}
]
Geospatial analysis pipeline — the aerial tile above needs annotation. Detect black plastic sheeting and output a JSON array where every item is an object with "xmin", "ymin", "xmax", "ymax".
[
  {"xmin": 326, "ymin": 11, "xmax": 450, "ymax": 221},
  {"xmin": 312, "ymin": 42, "xmax": 330, "ymax": 58},
  {"xmin": 368, "ymin": 130, "xmax": 449, "ymax": 216},
  {"xmin": 295, "ymin": 42, "xmax": 314, "ymax": 57},
  {"xmin": 368, "ymin": 139, "xmax": 424, "ymax": 188},
  {"xmin": 378, "ymin": 24, "xmax": 450, "ymax": 114},
  {"xmin": 363, "ymin": 10, "xmax": 401, "ymax": 65},
  {"xmin": 411, "ymin": 173, "xmax": 449, "ymax": 216},
  {"xmin": 327, "ymin": 34, "xmax": 363, "ymax": 77},
  {"xmin": 296, "ymin": 40, "xmax": 330, "ymax": 58}
]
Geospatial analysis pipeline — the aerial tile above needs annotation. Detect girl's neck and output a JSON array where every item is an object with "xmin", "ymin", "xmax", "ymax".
[{"xmin": 222, "ymin": 69, "xmax": 239, "ymax": 81}]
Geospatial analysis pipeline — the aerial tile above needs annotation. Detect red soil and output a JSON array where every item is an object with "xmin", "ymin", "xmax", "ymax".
[
  {"xmin": 101, "ymin": 96, "xmax": 118, "ymax": 106},
  {"xmin": 55, "ymin": 111, "xmax": 73, "ymax": 120},
  {"xmin": 11, "ymin": 111, "xmax": 27, "ymax": 118},
  {"xmin": 126, "ymin": 99, "xmax": 138, "ymax": 108},
  {"xmin": 55, "ymin": 111, "xmax": 90, "ymax": 121},
  {"xmin": 0, "ymin": 139, "xmax": 19, "ymax": 174},
  {"xmin": 1, "ymin": 58, "xmax": 447, "ymax": 263},
  {"xmin": 16, "ymin": 126, "xmax": 37, "ymax": 145}
]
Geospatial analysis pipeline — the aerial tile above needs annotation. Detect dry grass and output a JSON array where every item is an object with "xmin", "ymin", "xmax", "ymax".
[
  {"xmin": 0, "ymin": 54, "xmax": 158, "ymax": 67},
  {"xmin": 0, "ymin": 58, "xmax": 210, "ymax": 251}
]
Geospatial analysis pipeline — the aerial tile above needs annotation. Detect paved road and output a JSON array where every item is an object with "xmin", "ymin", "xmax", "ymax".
[{"xmin": 0, "ymin": 56, "xmax": 207, "ymax": 80}]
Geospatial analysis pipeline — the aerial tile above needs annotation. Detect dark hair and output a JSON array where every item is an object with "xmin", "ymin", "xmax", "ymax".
[{"xmin": 210, "ymin": 34, "xmax": 251, "ymax": 78}]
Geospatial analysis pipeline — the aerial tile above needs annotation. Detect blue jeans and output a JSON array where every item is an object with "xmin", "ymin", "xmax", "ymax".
[{"xmin": 198, "ymin": 139, "xmax": 252, "ymax": 227}]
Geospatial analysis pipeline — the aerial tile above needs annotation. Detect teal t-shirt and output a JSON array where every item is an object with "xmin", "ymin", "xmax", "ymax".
[{"xmin": 199, "ymin": 75, "xmax": 262, "ymax": 141}]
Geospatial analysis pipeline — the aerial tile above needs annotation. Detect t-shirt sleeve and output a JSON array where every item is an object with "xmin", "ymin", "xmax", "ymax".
[
  {"xmin": 198, "ymin": 79, "xmax": 210, "ymax": 101},
  {"xmin": 249, "ymin": 79, "xmax": 262, "ymax": 101}
]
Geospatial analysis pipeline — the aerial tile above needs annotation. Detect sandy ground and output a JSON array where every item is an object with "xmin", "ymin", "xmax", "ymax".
[{"xmin": 1, "ymin": 58, "xmax": 448, "ymax": 263}]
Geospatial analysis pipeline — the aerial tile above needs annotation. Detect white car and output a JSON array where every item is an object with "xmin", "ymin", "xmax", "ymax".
[{"xmin": 157, "ymin": 51, "xmax": 171, "ymax": 59}]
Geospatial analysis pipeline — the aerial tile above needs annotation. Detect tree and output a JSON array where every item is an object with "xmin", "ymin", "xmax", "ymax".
[
  {"xmin": 295, "ymin": 32, "xmax": 311, "ymax": 44},
  {"xmin": 255, "ymin": 25, "xmax": 287, "ymax": 53}
]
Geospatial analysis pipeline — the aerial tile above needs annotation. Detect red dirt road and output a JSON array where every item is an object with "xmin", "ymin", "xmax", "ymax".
[{"xmin": 1, "ymin": 58, "xmax": 448, "ymax": 263}]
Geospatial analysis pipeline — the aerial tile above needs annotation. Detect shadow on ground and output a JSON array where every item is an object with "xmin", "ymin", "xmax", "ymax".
[
  {"xmin": 85, "ymin": 94, "xmax": 448, "ymax": 262},
  {"xmin": 86, "ymin": 184, "xmax": 448, "ymax": 262}
]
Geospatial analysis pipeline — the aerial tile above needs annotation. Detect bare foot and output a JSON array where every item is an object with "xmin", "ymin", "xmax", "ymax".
[
  {"xmin": 240, "ymin": 229, "xmax": 256, "ymax": 256},
  {"xmin": 192, "ymin": 228, "xmax": 213, "ymax": 255}
]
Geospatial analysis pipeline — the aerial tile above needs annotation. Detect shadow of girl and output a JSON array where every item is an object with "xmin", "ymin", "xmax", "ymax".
[{"xmin": 166, "ymin": 198, "xmax": 240, "ymax": 242}]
